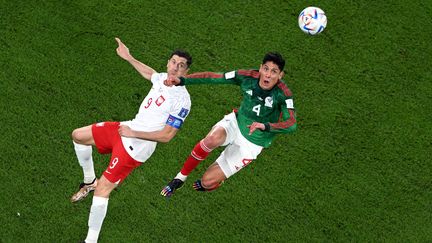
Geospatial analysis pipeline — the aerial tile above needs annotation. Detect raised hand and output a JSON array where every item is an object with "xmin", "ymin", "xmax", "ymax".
[{"xmin": 115, "ymin": 37, "xmax": 132, "ymax": 61}]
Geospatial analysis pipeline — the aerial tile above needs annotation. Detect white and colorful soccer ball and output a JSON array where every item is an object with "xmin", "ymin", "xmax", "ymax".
[{"xmin": 298, "ymin": 7, "xmax": 327, "ymax": 35}]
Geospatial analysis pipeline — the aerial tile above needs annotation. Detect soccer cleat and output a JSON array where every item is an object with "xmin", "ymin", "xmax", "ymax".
[
  {"xmin": 70, "ymin": 178, "xmax": 98, "ymax": 203},
  {"xmin": 192, "ymin": 179, "xmax": 206, "ymax": 191},
  {"xmin": 160, "ymin": 178, "xmax": 184, "ymax": 197}
]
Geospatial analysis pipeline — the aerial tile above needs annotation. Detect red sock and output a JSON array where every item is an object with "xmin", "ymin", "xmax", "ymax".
[{"xmin": 180, "ymin": 140, "xmax": 212, "ymax": 176}]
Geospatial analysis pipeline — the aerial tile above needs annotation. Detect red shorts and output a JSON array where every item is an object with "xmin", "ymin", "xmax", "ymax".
[{"xmin": 92, "ymin": 122, "xmax": 142, "ymax": 184}]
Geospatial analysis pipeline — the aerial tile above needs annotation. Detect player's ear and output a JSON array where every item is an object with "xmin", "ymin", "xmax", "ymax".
[{"xmin": 279, "ymin": 70, "xmax": 285, "ymax": 79}]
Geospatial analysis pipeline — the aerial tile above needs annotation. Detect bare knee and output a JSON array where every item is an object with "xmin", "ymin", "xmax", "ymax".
[
  {"xmin": 203, "ymin": 127, "xmax": 226, "ymax": 149},
  {"xmin": 72, "ymin": 126, "xmax": 94, "ymax": 145},
  {"xmin": 201, "ymin": 164, "xmax": 226, "ymax": 189},
  {"xmin": 201, "ymin": 176, "xmax": 221, "ymax": 189},
  {"xmin": 71, "ymin": 129, "xmax": 82, "ymax": 143}
]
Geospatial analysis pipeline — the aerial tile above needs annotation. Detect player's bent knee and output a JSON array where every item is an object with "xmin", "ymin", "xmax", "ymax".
[
  {"xmin": 72, "ymin": 126, "xmax": 93, "ymax": 144},
  {"xmin": 201, "ymin": 177, "xmax": 220, "ymax": 190},
  {"xmin": 72, "ymin": 129, "xmax": 84, "ymax": 143},
  {"xmin": 205, "ymin": 130, "xmax": 226, "ymax": 148}
]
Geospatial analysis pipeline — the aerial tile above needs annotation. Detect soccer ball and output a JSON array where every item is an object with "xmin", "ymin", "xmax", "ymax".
[{"xmin": 298, "ymin": 7, "xmax": 327, "ymax": 35}]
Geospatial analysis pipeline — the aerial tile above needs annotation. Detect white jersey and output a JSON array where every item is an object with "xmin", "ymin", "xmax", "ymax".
[{"xmin": 120, "ymin": 72, "xmax": 191, "ymax": 162}]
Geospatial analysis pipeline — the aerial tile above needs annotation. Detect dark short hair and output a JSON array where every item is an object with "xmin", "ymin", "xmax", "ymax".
[
  {"xmin": 170, "ymin": 49, "xmax": 192, "ymax": 68},
  {"xmin": 262, "ymin": 52, "xmax": 285, "ymax": 71}
]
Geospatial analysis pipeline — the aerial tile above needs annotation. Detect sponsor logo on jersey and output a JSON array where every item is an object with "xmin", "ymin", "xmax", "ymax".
[
  {"xmin": 178, "ymin": 108, "xmax": 189, "ymax": 118},
  {"xmin": 246, "ymin": 90, "xmax": 253, "ymax": 96},
  {"xmin": 265, "ymin": 97, "xmax": 273, "ymax": 107}
]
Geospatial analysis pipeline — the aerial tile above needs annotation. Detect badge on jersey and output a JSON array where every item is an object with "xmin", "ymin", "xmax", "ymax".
[
  {"xmin": 285, "ymin": 99, "xmax": 294, "ymax": 109},
  {"xmin": 265, "ymin": 97, "xmax": 273, "ymax": 107},
  {"xmin": 178, "ymin": 108, "xmax": 189, "ymax": 118},
  {"xmin": 166, "ymin": 114, "xmax": 183, "ymax": 129},
  {"xmin": 225, "ymin": 71, "xmax": 235, "ymax": 79}
]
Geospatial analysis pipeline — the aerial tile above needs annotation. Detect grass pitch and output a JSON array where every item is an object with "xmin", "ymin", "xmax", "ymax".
[{"xmin": 1, "ymin": 0, "xmax": 431, "ymax": 242}]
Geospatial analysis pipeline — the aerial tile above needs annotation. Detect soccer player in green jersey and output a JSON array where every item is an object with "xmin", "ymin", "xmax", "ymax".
[{"xmin": 160, "ymin": 52, "xmax": 297, "ymax": 196}]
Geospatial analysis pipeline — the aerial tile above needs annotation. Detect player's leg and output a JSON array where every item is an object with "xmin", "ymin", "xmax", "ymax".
[
  {"xmin": 179, "ymin": 125, "xmax": 226, "ymax": 178},
  {"xmin": 71, "ymin": 122, "xmax": 121, "ymax": 202},
  {"xmin": 161, "ymin": 126, "xmax": 226, "ymax": 197},
  {"xmin": 85, "ymin": 141, "xmax": 142, "ymax": 243},
  {"xmin": 72, "ymin": 125, "xmax": 96, "ymax": 145},
  {"xmin": 71, "ymin": 125, "xmax": 97, "ymax": 202},
  {"xmin": 85, "ymin": 175, "xmax": 117, "ymax": 243},
  {"xmin": 194, "ymin": 131, "xmax": 264, "ymax": 192},
  {"xmin": 193, "ymin": 162, "xmax": 226, "ymax": 191},
  {"xmin": 161, "ymin": 112, "xmax": 238, "ymax": 197}
]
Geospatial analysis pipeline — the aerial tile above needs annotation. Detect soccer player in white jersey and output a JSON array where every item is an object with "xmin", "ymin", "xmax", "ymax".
[{"xmin": 70, "ymin": 37, "xmax": 192, "ymax": 243}]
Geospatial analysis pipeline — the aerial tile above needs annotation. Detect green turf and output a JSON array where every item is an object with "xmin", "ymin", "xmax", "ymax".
[{"xmin": 1, "ymin": 0, "xmax": 431, "ymax": 242}]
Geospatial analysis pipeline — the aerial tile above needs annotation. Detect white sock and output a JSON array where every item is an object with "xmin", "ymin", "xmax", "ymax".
[
  {"xmin": 73, "ymin": 141, "xmax": 96, "ymax": 183},
  {"xmin": 174, "ymin": 172, "xmax": 188, "ymax": 182},
  {"xmin": 85, "ymin": 196, "xmax": 109, "ymax": 243}
]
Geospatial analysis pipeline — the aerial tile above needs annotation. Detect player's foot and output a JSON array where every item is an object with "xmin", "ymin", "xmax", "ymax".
[
  {"xmin": 71, "ymin": 178, "xmax": 98, "ymax": 203},
  {"xmin": 161, "ymin": 178, "xmax": 184, "ymax": 197},
  {"xmin": 192, "ymin": 179, "xmax": 206, "ymax": 191}
]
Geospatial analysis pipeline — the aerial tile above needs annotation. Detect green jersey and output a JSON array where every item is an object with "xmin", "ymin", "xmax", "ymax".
[{"xmin": 179, "ymin": 69, "xmax": 297, "ymax": 148}]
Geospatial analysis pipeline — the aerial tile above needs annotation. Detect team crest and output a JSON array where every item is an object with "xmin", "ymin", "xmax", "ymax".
[
  {"xmin": 264, "ymin": 97, "xmax": 273, "ymax": 107},
  {"xmin": 155, "ymin": 95, "xmax": 166, "ymax": 106}
]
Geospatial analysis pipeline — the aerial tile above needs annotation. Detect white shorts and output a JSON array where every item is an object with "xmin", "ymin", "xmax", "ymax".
[{"xmin": 214, "ymin": 112, "xmax": 263, "ymax": 178}]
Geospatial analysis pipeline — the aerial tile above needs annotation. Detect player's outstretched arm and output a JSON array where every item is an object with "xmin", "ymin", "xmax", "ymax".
[
  {"xmin": 176, "ymin": 72, "xmax": 240, "ymax": 86},
  {"xmin": 115, "ymin": 37, "xmax": 156, "ymax": 81},
  {"xmin": 118, "ymin": 125, "xmax": 178, "ymax": 143}
]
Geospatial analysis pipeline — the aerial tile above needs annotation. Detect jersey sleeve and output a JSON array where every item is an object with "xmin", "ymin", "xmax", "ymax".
[
  {"xmin": 265, "ymin": 95, "xmax": 297, "ymax": 134},
  {"xmin": 165, "ymin": 94, "xmax": 191, "ymax": 129},
  {"xmin": 179, "ymin": 71, "xmax": 241, "ymax": 85}
]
